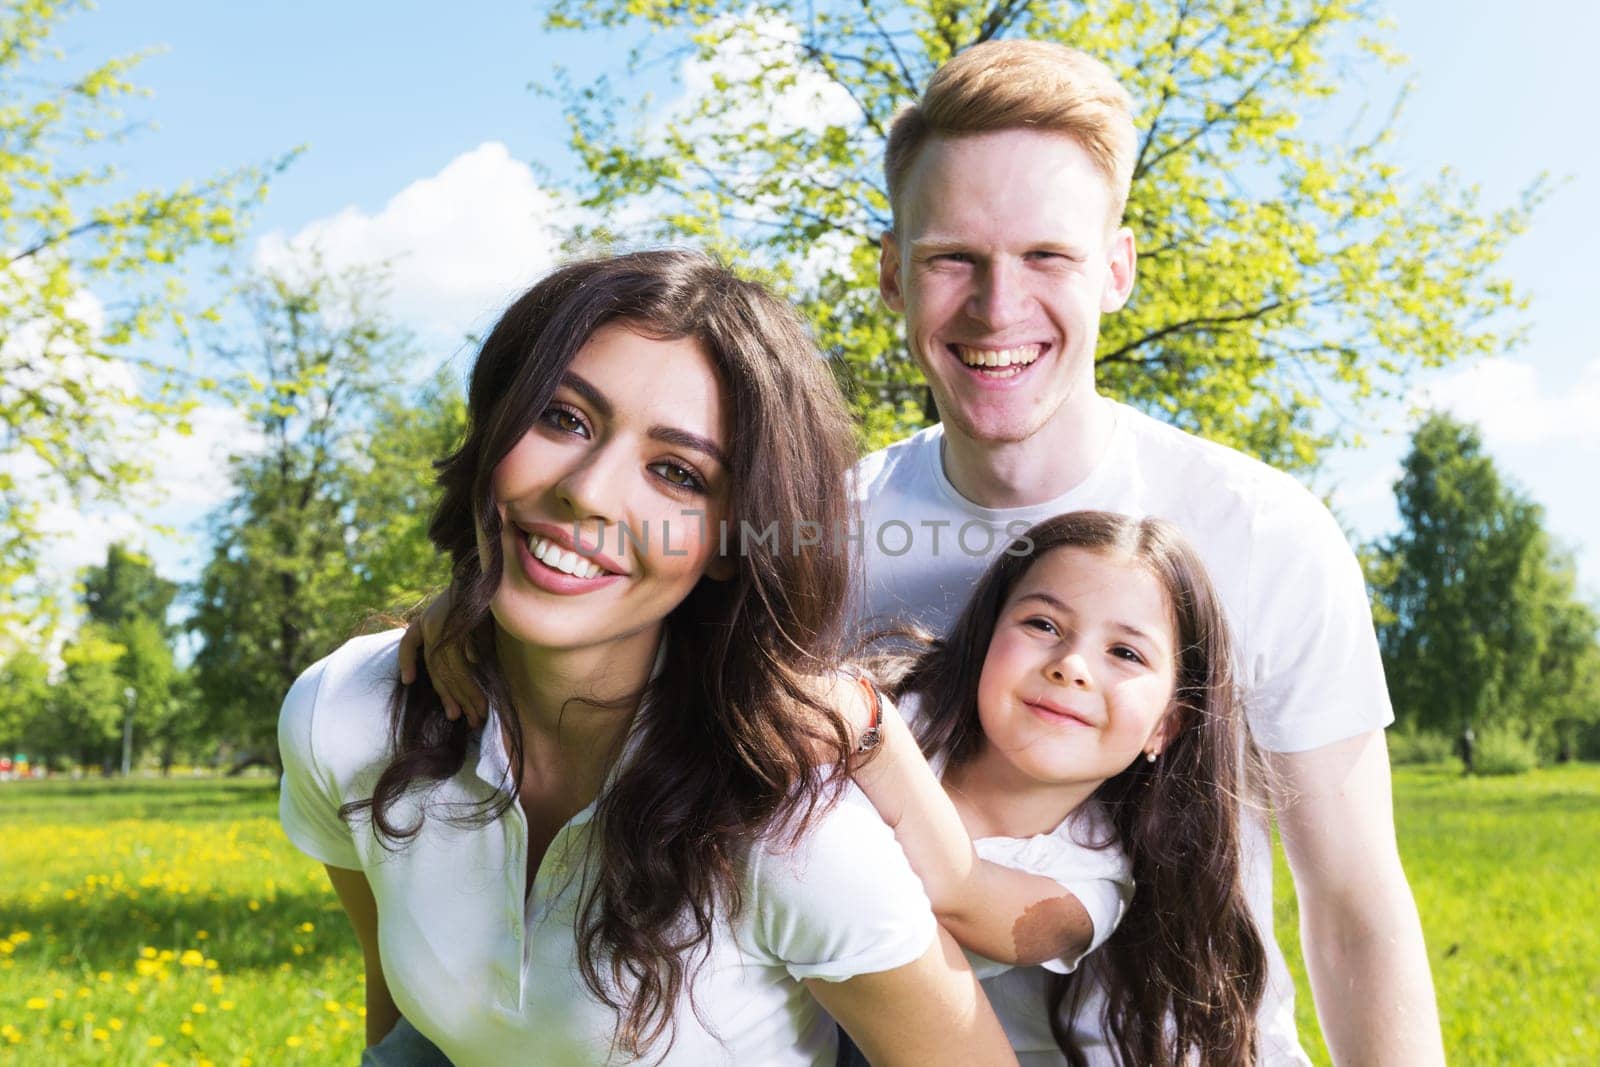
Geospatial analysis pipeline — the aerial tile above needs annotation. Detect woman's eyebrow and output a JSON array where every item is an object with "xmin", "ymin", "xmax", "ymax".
[
  {"xmin": 560, "ymin": 370, "xmax": 612, "ymax": 418},
  {"xmin": 650, "ymin": 426, "xmax": 727, "ymax": 468}
]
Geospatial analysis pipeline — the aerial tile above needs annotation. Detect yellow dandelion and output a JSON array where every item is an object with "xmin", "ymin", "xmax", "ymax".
[
  {"xmin": 92, "ymin": 1027, "xmax": 109, "ymax": 1041},
  {"xmin": 196, "ymin": 930, "xmax": 209, "ymax": 940},
  {"xmin": 191, "ymin": 1002, "xmax": 207, "ymax": 1014},
  {"xmin": 179, "ymin": 949, "xmax": 205, "ymax": 968},
  {"xmin": 298, "ymin": 921, "xmax": 315, "ymax": 933},
  {"xmin": 97, "ymin": 970, "xmax": 112, "ymax": 982},
  {"xmin": 285, "ymin": 1035, "xmax": 303, "ymax": 1048},
  {"xmin": 25, "ymin": 997, "xmax": 47, "ymax": 1010},
  {"xmin": 324, "ymin": 999, "xmax": 341, "ymax": 1013},
  {"xmin": 139, "ymin": 946, "xmax": 157, "ymax": 959},
  {"xmin": 248, "ymin": 900, "xmax": 261, "ymax": 911},
  {"xmin": 109, "ymin": 1018, "xmax": 124, "ymax": 1031},
  {"xmin": 204, "ymin": 958, "xmax": 219, "ymax": 970},
  {"xmin": 220, "ymin": 1000, "xmax": 236, "ymax": 1011},
  {"xmin": 179, "ymin": 1020, "xmax": 194, "ymax": 1036}
]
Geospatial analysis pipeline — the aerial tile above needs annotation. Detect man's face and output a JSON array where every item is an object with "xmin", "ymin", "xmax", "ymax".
[{"xmin": 880, "ymin": 129, "xmax": 1135, "ymax": 446}]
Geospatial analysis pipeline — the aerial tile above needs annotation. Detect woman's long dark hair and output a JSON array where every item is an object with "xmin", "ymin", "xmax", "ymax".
[
  {"xmin": 884, "ymin": 511, "xmax": 1266, "ymax": 1067},
  {"xmin": 342, "ymin": 250, "xmax": 860, "ymax": 1058}
]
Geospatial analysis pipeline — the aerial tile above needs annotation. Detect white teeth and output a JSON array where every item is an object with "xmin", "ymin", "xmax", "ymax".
[
  {"xmin": 527, "ymin": 534, "xmax": 606, "ymax": 579},
  {"xmin": 955, "ymin": 345, "xmax": 1042, "ymax": 369}
]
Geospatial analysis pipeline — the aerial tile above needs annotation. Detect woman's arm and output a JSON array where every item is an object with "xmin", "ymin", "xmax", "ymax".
[
  {"xmin": 849, "ymin": 695, "xmax": 1095, "ymax": 968},
  {"xmin": 804, "ymin": 927, "xmax": 1016, "ymax": 1067},
  {"xmin": 324, "ymin": 865, "xmax": 401, "ymax": 1047}
]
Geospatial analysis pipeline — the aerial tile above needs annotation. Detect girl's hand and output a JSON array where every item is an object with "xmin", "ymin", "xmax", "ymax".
[{"xmin": 397, "ymin": 587, "xmax": 486, "ymax": 727}]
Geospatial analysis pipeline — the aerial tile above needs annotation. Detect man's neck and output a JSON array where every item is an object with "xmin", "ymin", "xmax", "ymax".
[{"xmin": 940, "ymin": 392, "xmax": 1115, "ymax": 509}]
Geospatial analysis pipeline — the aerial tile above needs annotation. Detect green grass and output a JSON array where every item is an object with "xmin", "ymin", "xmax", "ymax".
[
  {"xmin": 1276, "ymin": 763, "xmax": 1600, "ymax": 1065},
  {"xmin": 2, "ymin": 766, "xmax": 1597, "ymax": 1064}
]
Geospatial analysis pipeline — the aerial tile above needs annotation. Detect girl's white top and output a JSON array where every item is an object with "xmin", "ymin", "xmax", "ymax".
[
  {"xmin": 897, "ymin": 691, "xmax": 1134, "ymax": 981},
  {"xmin": 279, "ymin": 630, "xmax": 936, "ymax": 1067}
]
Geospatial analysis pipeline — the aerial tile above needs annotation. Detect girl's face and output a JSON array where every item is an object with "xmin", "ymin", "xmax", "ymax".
[
  {"xmin": 485, "ymin": 322, "xmax": 733, "ymax": 656},
  {"xmin": 975, "ymin": 545, "xmax": 1179, "ymax": 790}
]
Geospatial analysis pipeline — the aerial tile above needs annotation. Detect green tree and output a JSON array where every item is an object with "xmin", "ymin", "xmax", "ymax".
[
  {"xmin": 546, "ymin": 0, "xmax": 1535, "ymax": 462},
  {"xmin": 74, "ymin": 543, "xmax": 185, "ymax": 771},
  {"xmin": 0, "ymin": 0, "xmax": 285, "ymax": 627},
  {"xmin": 0, "ymin": 646, "xmax": 51, "ymax": 756},
  {"xmin": 190, "ymin": 267, "xmax": 418, "ymax": 764},
  {"xmin": 82, "ymin": 542, "xmax": 179, "ymax": 631},
  {"xmin": 1370, "ymin": 414, "xmax": 1599, "ymax": 755},
  {"xmin": 38, "ymin": 623, "xmax": 127, "ymax": 771}
]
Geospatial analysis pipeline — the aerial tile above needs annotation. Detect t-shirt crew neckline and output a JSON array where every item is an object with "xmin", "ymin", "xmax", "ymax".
[{"xmin": 924, "ymin": 401, "xmax": 1129, "ymax": 521}]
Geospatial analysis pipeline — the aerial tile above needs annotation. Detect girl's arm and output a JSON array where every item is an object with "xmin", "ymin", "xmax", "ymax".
[
  {"xmin": 805, "ymin": 927, "xmax": 1017, "ymax": 1067},
  {"xmin": 851, "ymin": 693, "xmax": 1096, "ymax": 969},
  {"xmin": 324, "ymin": 865, "xmax": 402, "ymax": 1047}
]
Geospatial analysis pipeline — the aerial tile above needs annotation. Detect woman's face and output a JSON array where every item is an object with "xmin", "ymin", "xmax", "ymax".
[{"xmin": 486, "ymin": 322, "xmax": 733, "ymax": 656}]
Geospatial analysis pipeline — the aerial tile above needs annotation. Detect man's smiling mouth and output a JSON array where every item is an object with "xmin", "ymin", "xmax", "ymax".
[{"xmin": 950, "ymin": 343, "xmax": 1045, "ymax": 379}]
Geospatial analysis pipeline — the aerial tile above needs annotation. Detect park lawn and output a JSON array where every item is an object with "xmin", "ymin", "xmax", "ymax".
[
  {"xmin": 2, "ymin": 766, "xmax": 1597, "ymax": 1065},
  {"xmin": 1276, "ymin": 763, "xmax": 1600, "ymax": 1066}
]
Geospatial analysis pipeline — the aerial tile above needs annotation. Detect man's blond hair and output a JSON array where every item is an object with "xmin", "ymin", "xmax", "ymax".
[{"xmin": 885, "ymin": 40, "xmax": 1138, "ymax": 230}]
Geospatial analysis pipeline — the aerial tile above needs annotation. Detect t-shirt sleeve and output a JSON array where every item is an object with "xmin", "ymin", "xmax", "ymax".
[
  {"xmin": 1243, "ymin": 485, "xmax": 1395, "ymax": 753},
  {"xmin": 972, "ymin": 807, "xmax": 1134, "ymax": 975},
  {"xmin": 751, "ymin": 784, "xmax": 938, "ymax": 983},
  {"xmin": 278, "ymin": 657, "xmax": 363, "ymax": 870}
]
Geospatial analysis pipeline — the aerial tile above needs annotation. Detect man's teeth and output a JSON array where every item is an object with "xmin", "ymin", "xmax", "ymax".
[
  {"xmin": 528, "ymin": 535, "xmax": 607, "ymax": 579},
  {"xmin": 955, "ymin": 346, "xmax": 1042, "ymax": 369}
]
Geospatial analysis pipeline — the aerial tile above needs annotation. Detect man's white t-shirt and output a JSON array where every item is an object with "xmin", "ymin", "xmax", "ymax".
[
  {"xmin": 851, "ymin": 400, "xmax": 1394, "ymax": 1065},
  {"xmin": 278, "ymin": 630, "xmax": 937, "ymax": 1067}
]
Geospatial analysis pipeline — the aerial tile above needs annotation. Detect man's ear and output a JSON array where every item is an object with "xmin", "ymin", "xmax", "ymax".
[
  {"xmin": 1100, "ymin": 225, "xmax": 1137, "ymax": 314},
  {"xmin": 879, "ymin": 230, "xmax": 906, "ymax": 313}
]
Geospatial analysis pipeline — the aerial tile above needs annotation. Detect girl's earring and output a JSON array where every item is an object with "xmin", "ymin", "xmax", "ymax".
[{"xmin": 1144, "ymin": 750, "xmax": 1158, "ymax": 763}]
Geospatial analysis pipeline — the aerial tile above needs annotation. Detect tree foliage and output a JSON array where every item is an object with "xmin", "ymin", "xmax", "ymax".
[
  {"xmin": 1370, "ymin": 414, "xmax": 1600, "ymax": 757},
  {"xmin": 0, "ymin": 0, "xmax": 286, "ymax": 626},
  {"xmin": 544, "ymin": 0, "xmax": 1537, "ymax": 461},
  {"xmin": 189, "ymin": 267, "xmax": 452, "ymax": 760}
]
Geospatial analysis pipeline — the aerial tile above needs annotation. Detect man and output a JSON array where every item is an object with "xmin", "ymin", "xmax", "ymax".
[{"xmin": 852, "ymin": 39, "xmax": 1443, "ymax": 1065}]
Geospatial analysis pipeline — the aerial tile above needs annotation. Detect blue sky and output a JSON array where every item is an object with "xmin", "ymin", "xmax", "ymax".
[{"xmin": 39, "ymin": 0, "xmax": 1600, "ymax": 604}]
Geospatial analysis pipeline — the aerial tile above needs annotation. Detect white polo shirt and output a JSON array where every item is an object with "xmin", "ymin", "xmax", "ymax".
[
  {"xmin": 852, "ymin": 401, "xmax": 1394, "ymax": 1065},
  {"xmin": 279, "ymin": 630, "xmax": 937, "ymax": 1067}
]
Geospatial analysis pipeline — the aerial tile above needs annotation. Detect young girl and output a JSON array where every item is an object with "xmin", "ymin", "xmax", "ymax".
[
  {"xmin": 846, "ymin": 510, "xmax": 1266, "ymax": 1066},
  {"xmin": 277, "ymin": 251, "xmax": 1012, "ymax": 1066}
]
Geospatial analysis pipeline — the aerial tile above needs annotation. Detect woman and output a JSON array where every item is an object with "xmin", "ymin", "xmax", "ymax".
[{"xmin": 278, "ymin": 250, "xmax": 1011, "ymax": 1065}]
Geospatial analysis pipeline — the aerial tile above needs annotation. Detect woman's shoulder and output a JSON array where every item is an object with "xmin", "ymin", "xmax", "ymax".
[{"xmin": 278, "ymin": 629, "xmax": 405, "ymax": 781}]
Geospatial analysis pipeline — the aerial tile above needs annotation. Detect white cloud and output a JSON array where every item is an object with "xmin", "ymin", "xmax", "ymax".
[
  {"xmin": 1410, "ymin": 355, "xmax": 1600, "ymax": 449},
  {"xmin": 675, "ymin": 14, "xmax": 861, "ymax": 138},
  {"xmin": 253, "ymin": 142, "xmax": 569, "ymax": 343}
]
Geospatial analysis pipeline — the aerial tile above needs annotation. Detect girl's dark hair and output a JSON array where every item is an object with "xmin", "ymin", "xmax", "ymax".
[
  {"xmin": 343, "ymin": 250, "xmax": 860, "ymax": 1058},
  {"xmin": 884, "ymin": 510, "xmax": 1266, "ymax": 1067}
]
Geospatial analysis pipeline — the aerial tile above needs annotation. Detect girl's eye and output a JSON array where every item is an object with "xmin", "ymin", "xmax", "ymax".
[
  {"xmin": 541, "ymin": 405, "xmax": 588, "ymax": 436},
  {"xmin": 1023, "ymin": 616, "xmax": 1059, "ymax": 635},
  {"xmin": 651, "ymin": 460, "xmax": 706, "ymax": 493},
  {"xmin": 1110, "ymin": 645, "xmax": 1146, "ymax": 665}
]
